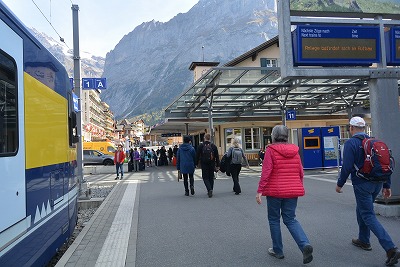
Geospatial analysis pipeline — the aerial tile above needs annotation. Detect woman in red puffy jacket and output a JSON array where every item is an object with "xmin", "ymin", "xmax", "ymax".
[{"xmin": 256, "ymin": 125, "xmax": 313, "ymax": 264}]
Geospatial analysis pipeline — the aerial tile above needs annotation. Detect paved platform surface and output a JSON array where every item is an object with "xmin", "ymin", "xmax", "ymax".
[{"xmin": 56, "ymin": 165, "xmax": 400, "ymax": 267}]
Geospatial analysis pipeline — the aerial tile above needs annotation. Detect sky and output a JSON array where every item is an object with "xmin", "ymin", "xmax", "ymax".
[{"xmin": 2, "ymin": 0, "xmax": 199, "ymax": 57}]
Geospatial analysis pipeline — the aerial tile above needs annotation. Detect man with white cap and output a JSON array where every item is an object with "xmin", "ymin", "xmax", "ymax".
[{"xmin": 336, "ymin": 116, "xmax": 400, "ymax": 266}]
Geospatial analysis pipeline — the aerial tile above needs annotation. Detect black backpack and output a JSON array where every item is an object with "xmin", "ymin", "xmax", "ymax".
[
  {"xmin": 201, "ymin": 143, "xmax": 214, "ymax": 163},
  {"xmin": 220, "ymin": 154, "xmax": 228, "ymax": 172},
  {"xmin": 220, "ymin": 154, "xmax": 231, "ymax": 175}
]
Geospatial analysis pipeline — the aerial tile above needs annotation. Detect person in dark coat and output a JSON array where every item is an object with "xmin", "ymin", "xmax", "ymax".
[
  {"xmin": 168, "ymin": 147, "xmax": 173, "ymax": 163},
  {"xmin": 177, "ymin": 136, "xmax": 196, "ymax": 196},
  {"xmin": 196, "ymin": 133, "xmax": 220, "ymax": 198}
]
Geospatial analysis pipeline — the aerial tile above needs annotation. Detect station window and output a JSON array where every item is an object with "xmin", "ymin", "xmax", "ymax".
[
  {"xmin": 244, "ymin": 128, "xmax": 261, "ymax": 150},
  {"xmin": 0, "ymin": 52, "xmax": 18, "ymax": 155},
  {"xmin": 225, "ymin": 128, "xmax": 242, "ymax": 151},
  {"xmin": 260, "ymin": 58, "xmax": 278, "ymax": 74}
]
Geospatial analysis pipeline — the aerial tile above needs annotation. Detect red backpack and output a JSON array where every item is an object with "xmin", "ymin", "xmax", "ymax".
[{"xmin": 354, "ymin": 136, "xmax": 395, "ymax": 182}]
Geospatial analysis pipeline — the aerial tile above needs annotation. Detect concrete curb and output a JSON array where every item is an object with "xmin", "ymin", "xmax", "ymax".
[
  {"xmin": 374, "ymin": 203, "xmax": 400, "ymax": 217},
  {"xmin": 55, "ymin": 180, "xmax": 122, "ymax": 267}
]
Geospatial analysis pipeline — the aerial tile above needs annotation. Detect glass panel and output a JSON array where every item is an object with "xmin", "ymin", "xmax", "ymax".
[
  {"xmin": 244, "ymin": 128, "xmax": 253, "ymax": 150},
  {"xmin": 225, "ymin": 128, "xmax": 242, "ymax": 151},
  {"xmin": 244, "ymin": 128, "xmax": 261, "ymax": 150},
  {"xmin": 0, "ymin": 52, "xmax": 17, "ymax": 155}
]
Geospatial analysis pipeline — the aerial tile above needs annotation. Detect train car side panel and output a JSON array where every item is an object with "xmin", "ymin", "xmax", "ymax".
[
  {"xmin": 0, "ymin": 11, "xmax": 26, "ymax": 235},
  {"xmin": 24, "ymin": 72, "xmax": 69, "ymax": 170}
]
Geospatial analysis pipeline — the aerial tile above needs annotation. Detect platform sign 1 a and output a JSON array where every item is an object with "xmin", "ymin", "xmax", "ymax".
[
  {"xmin": 94, "ymin": 78, "xmax": 107, "ymax": 89},
  {"xmin": 82, "ymin": 78, "xmax": 107, "ymax": 90},
  {"xmin": 293, "ymin": 25, "xmax": 381, "ymax": 66}
]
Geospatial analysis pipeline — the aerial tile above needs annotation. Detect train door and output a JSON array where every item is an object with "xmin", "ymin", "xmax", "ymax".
[{"xmin": 0, "ymin": 19, "xmax": 26, "ymax": 233}]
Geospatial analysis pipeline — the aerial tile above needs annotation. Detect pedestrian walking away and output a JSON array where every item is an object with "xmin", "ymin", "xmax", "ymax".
[
  {"xmin": 196, "ymin": 133, "xmax": 220, "ymax": 198},
  {"xmin": 336, "ymin": 116, "xmax": 400, "ymax": 266},
  {"xmin": 114, "ymin": 144, "xmax": 125, "ymax": 180},
  {"xmin": 177, "ymin": 136, "xmax": 196, "ymax": 196},
  {"xmin": 226, "ymin": 137, "xmax": 248, "ymax": 195},
  {"xmin": 256, "ymin": 125, "xmax": 313, "ymax": 264},
  {"xmin": 133, "ymin": 147, "xmax": 140, "ymax": 172}
]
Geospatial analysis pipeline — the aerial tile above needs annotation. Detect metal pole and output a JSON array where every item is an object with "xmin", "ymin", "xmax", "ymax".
[
  {"xmin": 368, "ymin": 78, "xmax": 400, "ymax": 202},
  {"xmin": 72, "ymin": 4, "xmax": 84, "ymax": 197},
  {"xmin": 207, "ymin": 97, "xmax": 214, "ymax": 143},
  {"xmin": 185, "ymin": 123, "xmax": 189, "ymax": 135}
]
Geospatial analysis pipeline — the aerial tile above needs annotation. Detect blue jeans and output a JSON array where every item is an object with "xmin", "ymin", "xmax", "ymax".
[
  {"xmin": 267, "ymin": 197, "xmax": 310, "ymax": 255},
  {"xmin": 353, "ymin": 182, "xmax": 395, "ymax": 252},
  {"xmin": 116, "ymin": 163, "xmax": 124, "ymax": 177}
]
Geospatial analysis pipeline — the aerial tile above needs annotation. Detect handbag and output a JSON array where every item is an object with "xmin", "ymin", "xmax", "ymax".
[{"xmin": 177, "ymin": 170, "xmax": 182, "ymax": 182}]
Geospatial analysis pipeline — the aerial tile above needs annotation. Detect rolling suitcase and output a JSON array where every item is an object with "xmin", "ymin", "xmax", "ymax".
[
  {"xmin": 139, "ymin": 161, "xmax": 145, "ymax": 171},
  {"xmin": 128, "ymin": 161, "xmax": 133, "ymax": 172}
]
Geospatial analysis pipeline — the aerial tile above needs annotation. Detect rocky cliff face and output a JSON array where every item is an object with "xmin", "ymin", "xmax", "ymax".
[{"xmin": 101, "ymin": 0, "xmax": 278, "ymax": 119}]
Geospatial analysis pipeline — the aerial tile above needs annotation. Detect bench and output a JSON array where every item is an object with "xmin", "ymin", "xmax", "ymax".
[{"xmin": 244, "ymin": 153, "xmax": 260, "ymax": 166}]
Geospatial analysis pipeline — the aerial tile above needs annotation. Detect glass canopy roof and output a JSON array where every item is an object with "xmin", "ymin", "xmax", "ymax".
[{"xmin": 165, "ymin": 66, "xmax": 370, "ymax": 120}]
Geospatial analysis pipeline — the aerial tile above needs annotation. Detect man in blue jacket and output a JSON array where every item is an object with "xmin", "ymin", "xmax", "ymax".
[
  {"xmin": 177, "ymin": 136, "xmax": 196, "ymax": 196},
  {"xmin": 336, "ymin": 116, "xmax": 399, "ymax": 266}
]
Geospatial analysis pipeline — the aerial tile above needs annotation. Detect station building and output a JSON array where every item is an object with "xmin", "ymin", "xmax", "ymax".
[{"xmin": 151, "ymin": 35, "xmax": 389, "ymax": 167}]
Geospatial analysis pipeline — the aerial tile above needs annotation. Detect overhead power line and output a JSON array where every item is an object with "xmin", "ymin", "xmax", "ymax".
[{"xmin": 31, "ymin": 0, "xmax": 70, "ymax": 49}]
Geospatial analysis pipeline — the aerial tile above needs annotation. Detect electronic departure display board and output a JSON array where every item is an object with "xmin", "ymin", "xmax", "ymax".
[
  {"xmin": 386, "ymin": 27, "xmax": 400, "ymax": 65},
  {"xmin": 293, "ymin": 25, "xmax": 381, "ymax": 66}
]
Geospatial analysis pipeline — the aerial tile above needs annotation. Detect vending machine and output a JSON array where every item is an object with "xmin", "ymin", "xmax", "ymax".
[
  {"xmin": 321, "ymin": 126, "xmax": 341, "ymax": 168},
  {"xmin": 299, "ymin": 127, "xmax": 322, "ymax": 169},
  {"xmin": 298, "ymin": 126, "xmax": 341, "ymax": 169}
]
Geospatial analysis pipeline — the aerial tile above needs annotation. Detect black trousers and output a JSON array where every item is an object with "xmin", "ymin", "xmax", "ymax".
[
  {"xmin": 201, "ymin": 164, "xmax": 215, "ymax": 192},
  {"xmin": 182, "ymin": 173, "xmax": 194, "ymax": 191},
  {"xmin": 230, "ymin": 164, "xmax": 242, "ymax": 193}
]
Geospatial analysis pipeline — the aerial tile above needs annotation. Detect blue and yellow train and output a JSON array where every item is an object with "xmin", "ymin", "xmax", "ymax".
[{"xmin": 0, "ymin": 1, "xmax": 79, "ymax": 266}]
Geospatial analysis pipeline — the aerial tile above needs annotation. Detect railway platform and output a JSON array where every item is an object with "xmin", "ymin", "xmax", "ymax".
[{"xmin": 56, "ymin": 165, "xmax": 400, "ymax": 267}]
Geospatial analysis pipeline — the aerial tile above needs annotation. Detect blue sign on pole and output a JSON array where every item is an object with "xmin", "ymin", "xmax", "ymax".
[
  {"xmin": 293, "ymin": 25, "xmax": 381, "ymax": 66},
  {"xmin": 286, "ymin": 110, "xmax": 296, "ymax": 120},
  {"xmin": 94, "ymin": 78, "xmax": 107, "ymax": 89},
  {"xmin": 69, "ymin": 78, "xmax": 74, "ymax": 89},
  {"xmin": 82, "ymin": 78, "xmax": 94, "ymax": 89},
  {"xmin": 72, "ymin": 92, "xmax": 79, "ymax": 112},
  {"xmin": 82, "ymin": 78, "xmax": 107, "ymax": 89}
]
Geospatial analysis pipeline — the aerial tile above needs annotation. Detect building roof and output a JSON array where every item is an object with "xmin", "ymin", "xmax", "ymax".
[
  {"xmin": 224, "ymin": 36, "xmax": 279, "ymax": 67},
  {"xmin": 161, "ymin": 34, "xmax": 398, "ymax": 126},
  {"xmin": 189, "ymin": 62, "xmax": 220, "ymax": 70}
]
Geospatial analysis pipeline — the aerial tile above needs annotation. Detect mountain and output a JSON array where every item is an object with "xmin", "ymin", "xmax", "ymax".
[
  {"xmin": 30, "ymin": 28, "xmax": 104, "ymax": 78},
  {"xmin": 101, "ymin": 0, "xmax": 278, "ymax": 119}
]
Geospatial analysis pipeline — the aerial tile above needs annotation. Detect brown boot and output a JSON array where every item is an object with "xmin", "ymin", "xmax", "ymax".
[{"xmin": 386, "ymin": 247, "xmax": 400, "ymax": 266}]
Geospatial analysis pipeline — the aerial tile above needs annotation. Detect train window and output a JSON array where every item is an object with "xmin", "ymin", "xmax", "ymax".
[{"xmin": 0, "ymin": 51, "xmax": 17, "ymax": 155}]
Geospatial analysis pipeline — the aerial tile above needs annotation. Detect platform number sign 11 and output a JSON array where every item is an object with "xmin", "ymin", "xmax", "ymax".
[{"xmin": 286, "ymin": 110, "xmax": 296, "ymax": 121}]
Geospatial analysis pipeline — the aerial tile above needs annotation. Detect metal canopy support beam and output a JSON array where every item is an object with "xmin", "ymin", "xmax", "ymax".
[
  {"xmin": 368, "ymin": 78, "xmax": 400, "ymax": 202},
  {"xmin": 208, "ymin": 93, "xmax": 214, "ymax": 143},
  {"xmin": 185, "ymin": 123, "xmax": 189, "ymax": 135},
  {"xmin": 188, "ymin": 71, "xmax": 221, "ymax": 117}
]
